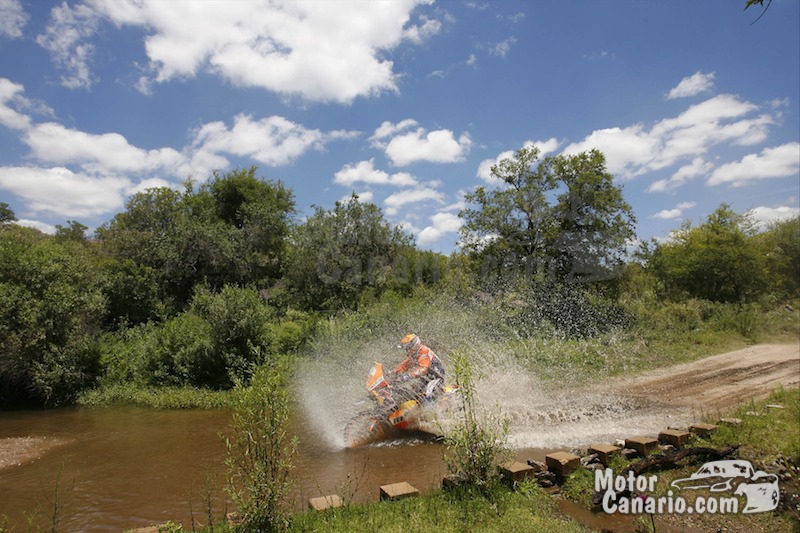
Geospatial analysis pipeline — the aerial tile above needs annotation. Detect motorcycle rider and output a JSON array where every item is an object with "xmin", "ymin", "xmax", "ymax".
[{"xmin": 391, "ymin": 333, "xmax": 445, "ymax": 401}]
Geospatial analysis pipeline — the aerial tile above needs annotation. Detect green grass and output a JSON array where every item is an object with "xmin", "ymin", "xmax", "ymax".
[
  {"xmin": 698, "ymin": 386, "xmax": 800, "ymax": 462},
  {"xmin": 154, "ymin": 482, "xmax": 591, "ymax": 533},
  {"xmin": 287, "ymin": 482, "xmax": 591, "ymax": 533},
  {"xmin": 77, "ymin": 383, "xmax": 234, "ymax": 409},
  {"xmin": 504, "ymin": 299, "xmax": 799, "ymax": 385},
  {"xmin": 557, "ymin": 388, "xmax": 800, "ymax": 532}
]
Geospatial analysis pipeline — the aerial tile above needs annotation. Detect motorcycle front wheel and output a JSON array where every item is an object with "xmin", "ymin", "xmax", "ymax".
[{"xmin": 343, "ymin": 411, "xmax": 391, "ymax": 448}]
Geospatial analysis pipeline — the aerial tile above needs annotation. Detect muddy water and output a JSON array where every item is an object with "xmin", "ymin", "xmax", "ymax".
[
  {"xmin": 0, "ymin": 390, "xmax": 690, "ymax": 532},
  {"xmin": 0, "ymin": 406, "xmax": 461, "ymax": 532}
]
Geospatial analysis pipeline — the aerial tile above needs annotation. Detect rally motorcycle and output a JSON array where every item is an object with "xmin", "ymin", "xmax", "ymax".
[{"xmin": 343, "ymin": 362, "xmax": 459, "ymax": 448}]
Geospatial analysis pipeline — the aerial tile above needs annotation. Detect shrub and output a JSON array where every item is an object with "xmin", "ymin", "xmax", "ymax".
[
  {"xmin": 0, "ymin": 227, "xmax": 105, "ymax": 406},
  {"xmin": 442, "ymin": 352, "xmax": 511, "ymax": 490},
  {"xmin": 192, "ymin": 285, "xmax": 274, "ymax": 385},
  {"xmin": 225, "ymin": 357, "xmax": 296, "ymax": 532}
]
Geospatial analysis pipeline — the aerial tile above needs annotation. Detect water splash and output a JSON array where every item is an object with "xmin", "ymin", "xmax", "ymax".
[
  {"xmin": 472, "ymin": 355, "xmax": 694, "ymax": 449},
  {"xmin": 296, "ymin": 294, "xmax": 692, "ymax": 452}
]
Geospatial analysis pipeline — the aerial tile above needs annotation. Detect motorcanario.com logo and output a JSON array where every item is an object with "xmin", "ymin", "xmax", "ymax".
[{"xmin": 596, "ymin": 459, "xmax": 780, "ymax": 515}]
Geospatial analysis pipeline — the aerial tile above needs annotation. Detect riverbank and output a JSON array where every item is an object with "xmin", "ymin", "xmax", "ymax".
[
  {"xmin": 127, "ymin": 386, "xmax": 799, "ymax": 533},
  {"xmin": 2, "ymin": 342, "xmax": 797, "ymax": 531}
]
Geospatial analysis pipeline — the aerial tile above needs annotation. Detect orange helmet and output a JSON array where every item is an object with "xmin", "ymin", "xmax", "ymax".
[{"xmin": 399, "ymin": 333, "xmax": 421, "ymax": 354}]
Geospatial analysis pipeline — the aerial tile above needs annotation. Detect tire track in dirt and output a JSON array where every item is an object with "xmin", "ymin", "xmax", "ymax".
[
  {"xmin": 605, "ymin": 344, "xmax": 800, "ymax": 411},
  {"xmin": 509, "ymin": 344, "xmax": 799, "ymax": 449}
]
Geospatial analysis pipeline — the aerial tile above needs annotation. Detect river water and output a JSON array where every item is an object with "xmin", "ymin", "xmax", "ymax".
[
  {"xmin": 0, "ymin": 406, "xmax": 464, "ymax": 532},
  {"xmin": 0, "ymin": 363, "xmax": 691, "ymax": 532}
]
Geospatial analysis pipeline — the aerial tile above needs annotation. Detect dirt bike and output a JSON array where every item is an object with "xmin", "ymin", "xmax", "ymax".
[{"xmin": 343, "ymin": 361, "xmax": 459, "ymax": 448}]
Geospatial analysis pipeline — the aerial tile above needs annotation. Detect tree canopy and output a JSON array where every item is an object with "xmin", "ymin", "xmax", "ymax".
[
  {"xmin": 285, "ymin": 194, "xmax": 413, "ymax": 311},
  {"xmin": 97, "ymin": 168, "xmax": 295, "ymax": 322},
  {"xmin": 649, "ymin": 204, "xmax": 770, "ymax": 303},
  {"xmin": 460, "ymin": 147, "xmax": 635, "ymax": 284},
  {"xmin": 1, "ymin": 160, "xmax": 797, "ymax": 407}
]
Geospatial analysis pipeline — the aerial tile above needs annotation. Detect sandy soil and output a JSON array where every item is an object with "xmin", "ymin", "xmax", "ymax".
[{"xmin": 609, "ymin": 343, "xmax": 799, "ymax": 411}]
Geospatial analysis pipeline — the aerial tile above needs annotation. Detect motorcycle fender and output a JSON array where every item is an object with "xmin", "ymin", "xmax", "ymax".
[{"xmin": 389, "ymin": 400, "xmax": 419, "ymax": 429}]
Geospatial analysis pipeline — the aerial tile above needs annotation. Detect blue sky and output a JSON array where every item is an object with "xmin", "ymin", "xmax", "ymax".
[{"xmin": 0, "ymin": 0, "xmax": 798, "ymax": 254}]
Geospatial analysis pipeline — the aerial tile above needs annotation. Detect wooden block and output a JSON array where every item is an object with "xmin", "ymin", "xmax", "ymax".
[
  {"xmin": 690, "ymin": 423, "xmax": 717, "ymax": 436},
  {"xmin": 500, "ymin": 461, "xmax": 535, "ymax": 483},
  {"xmin": 309, "ymin": 494, "xmax": 343, "ymax": 511},
  {"xmin": 719, "ymin": 417, "xmax": 742, "ymax": 427},
  {"xmin": 588, "ymin": 444, "xmax": 621, "ymax": 466},
  {"xmin": 545, "ymin": 451, "xmax": 580, "ymax": 476},
  {"xmin": 380, "ymin": 481, "xmax": 419, "ymax": 501},
  {"xmin": 625, "ymin": 436, "xmax": 658, "ymax": 456},
  {"xmin": 658, "ymin": 429, "xmax": 691, "ymax": 448}
]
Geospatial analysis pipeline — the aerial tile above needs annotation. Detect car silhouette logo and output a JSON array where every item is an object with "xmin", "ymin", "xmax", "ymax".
[
  {"xmin": 671, "ymin": 459, "xmax": 779, "ymax": 513},
  {"xmin": 671, "ymin": 460, "xmax": 754, "ymax": 492}
]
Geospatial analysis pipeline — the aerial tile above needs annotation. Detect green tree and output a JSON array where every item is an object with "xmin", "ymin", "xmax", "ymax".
[
  {"xmin": 460, "ymin": 147, "xmax": 635, "ymax": 284},
  {"xmin": 191, "ymin": 285, "xmax": 275, "ymax": 386},
  {"xmin": 97, "ymin": 168, "xmax": 295, "ymax": 320},
  {"xmin": 755, "ymin": 216, "xmax": 800, "ymax": 298},
  {"xmin": 0, "ymin": 226, "xmax": 104, "ymax": 405},
  {"xmin": 0, "ymin": 202, "xmax": 16, "ymax": 225},
  {"xmin": 100, "ymin": 258, "xmax": 164, "ymax": 327},
  {"xmin": 54, "ymin": 220, "xmax": 89, "ymax": 243},
  {"xmin": 650, "ymin": 204, "xmax": 767, "ymax": 303},
  {"xmin": 96, "ymin": 186, "xmax": 185, "ymax": 314},
  {"xmin": 547, "ymin": 150, "xmax": 636, "ymax": 282},
  {"xmin": 204, "ymin": 167, "xmax": 295, "ymax": 285},
  {"xmin": 286, "ymin": 195, "xmax": 412, "ymax": 311},
  {"xmin": 460, "ymin": 147, "xmax": 556, "ymax": 268}
]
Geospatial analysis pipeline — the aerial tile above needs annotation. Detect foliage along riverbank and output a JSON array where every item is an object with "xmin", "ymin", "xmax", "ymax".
[
  {"xmin": 76, "ymin": 291, "xmax": 798, "ymax": 410},
  {"xmin": 2, "ymin": 159, "xmax": 798, "ymax": 409},
  {"xmin": 121, "ymin": 387, "xmax": 799, "ymax": 533}
]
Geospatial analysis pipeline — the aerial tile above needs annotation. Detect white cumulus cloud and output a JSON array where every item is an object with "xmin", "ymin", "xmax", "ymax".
[
  {"xmin": 748, "ymin": 205, "xmax": 800, "ymax": 229},
  {"xmin": 0, "ymin": 78, "xmax": 32, "ymax": 130},
  {"xmin": 25, "ymin": 122, "xmax": 184, "ymax": 175},
  {"xmin": 0, "ymin": 0, "xmax": 28, "ymax": 39},
  {"xmin": 0, "ymin": 79, "xmax": 358, "ymax": 223},
  {"xmin": 563, "ymin": 94, "xmax": 775, "ymax": 178},
  {"xmin": 384, "ymin": 128, "xmax": 472, "ymax": 166},
  {"xmin": 652, "ymin": 201, "xmax": 696, "ymax": 220},
  {"xmin": 41, "ymin": 0, "xmax": 438, "ymax": 103},
  {"xmin": 648, "ymin": 157, "xmax": 714, "ymax": 193},
  {"xmin": 191, "ymin": 114, "xmax": 356, "ymax": 169},
  {"xmin": 417, "ymin": 211, "xmax": 463, "ymax": 245},
  {"xmin": 667, "ymin": 71, "xmax": 716, "ymax": 99},
  {"xmin": 370, "ymin": 119, "xmax": 419, "ymax": 143},
  {"xmin": 334, "ymin": 159, "xmax": 417, "ymax": 187},
  {"xmin": 490, "ymin": 36, "xmax": 517, "ymax": 57},
  {"xmin": 36, "ymin": 2, "xmax": 98, "ymax": 89},
  {"xmin": 0, "ymin": 166, "xmax": 131, "ymax": 218},
  {"xmin": 15, "ymin": 219, "xmax": 57, "ymax": 234},
  {"xmin": 708, "ymin": 142, "xmax": 800, "ymax": 187},
  {"xmin": 384, "ymin": 187, "xmax": 445, "ymax": 215}
]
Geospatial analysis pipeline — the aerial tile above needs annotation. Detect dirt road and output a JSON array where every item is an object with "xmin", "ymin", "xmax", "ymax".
[
  {"xmin": 609, "ymin": 343, "xmax": 799, "ymax": 411},
  {"xmin": 507, "ymin": 343, "xmax": 799, "ymax": 449}
]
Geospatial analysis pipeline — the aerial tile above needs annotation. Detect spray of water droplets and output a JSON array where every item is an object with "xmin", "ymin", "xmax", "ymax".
[{"xmin": 295, "ymin": 293, "xmax": 693, "ymax": 450}]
